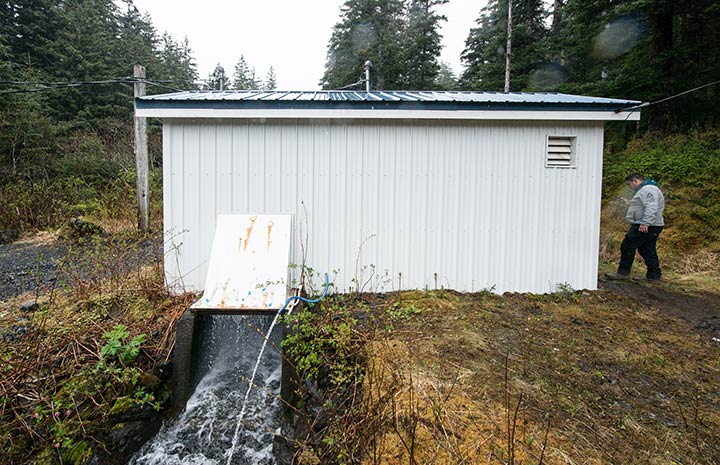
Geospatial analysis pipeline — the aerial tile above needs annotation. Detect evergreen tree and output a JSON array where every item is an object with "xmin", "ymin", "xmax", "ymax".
[
  {"xmin": 403, "ymin": 0, "xmax": 448, "ymax": 89},
  {"xmin": 555, "ymin": 0, "xmax": 720, "ymax": 131},
  {"xmin": 321, "ymin": 0, "xmax": 406, "ymax": 90},
  {"xmin": 460, "ymin": 1, "xmax": 504, "ymax": 90},
  {"xmin": 461, "ymin": 0, "xmax": 547, "ymax": 91},
  {"xmin": 264, "ymin": 66, "xmax": 278, "ymax": 90},
  {"xmin": 434, "ymin": 61, "xmax": 458, "ymax": 90},
  {"xmin": 117, "ymin": 0, "xmax": 157, "ymax": 72},
  {"xmin": 45, "ymin": 0, "xmax": 129, "ymax": 119},
  {"xmin": 156, "ymin": 34, "xmax": 198, "ymax": 89},
  {"xmin": 1, "ymin": 0, "xmax": 66, "ymax": 73},
  {"xmin": 0, "ymin": 0, "xmax": 200, "ymax": 181},
  {"xmin": 232, "ymin": 55, "xmax": 260, "ymax": 89},
  {"xmin": 248, "ymin": 67, "xmax": 259, "ymax": 89}
]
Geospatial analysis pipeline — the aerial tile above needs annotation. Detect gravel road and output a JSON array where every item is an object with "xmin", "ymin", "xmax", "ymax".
[{"xmin": 0, "ymin": 234, "xmax": 161, "ymax": 302}]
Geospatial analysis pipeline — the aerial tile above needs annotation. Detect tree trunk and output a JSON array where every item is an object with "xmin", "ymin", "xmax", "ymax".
[
  {"xmin": 505, "ymin": 0, "xmax": 512, "ymax": 92},
  {"xmin": 551, "ymin": 0, "xmax": 564, "ymax": 34},
  {"xmin": 647, "ymin": 1, "xmax": 675, "ymax": 133}
]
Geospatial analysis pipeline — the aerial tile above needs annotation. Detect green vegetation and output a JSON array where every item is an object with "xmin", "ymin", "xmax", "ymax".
[
  {"xmin": 0, "ymin": 170, "xmax": 162, "ymax": 233},
  {"xmin": 98, "ymin": 325, "xmax": 147, "ymax": 367},
  {"xmin": 322, "ymin": 0, "xmax": 454, "ymax": 90},
  {"xmin": 0, "ymin": 0, "xmax": 195, "ymax": 234},
  {"xmin": 282, "ymin": 287, "xmax": 720, "ymax": 465},
  {"xmin": 461, "ymin": 0, "xmax": 720, "ymax": 133},
  {"xmin": 0, "ymin": 240, "xmax": 189, "ymax": 465},
  {"xmin": 601, "ymin": 129, "xmax": 720, "ymax": 269},
  {"xmin": 282, "ymin": 299, "xmax": 363, "ymax": 386},
  {"xmin": 1, "ymin": 2, "xmax": 718, "ymax": 464}
]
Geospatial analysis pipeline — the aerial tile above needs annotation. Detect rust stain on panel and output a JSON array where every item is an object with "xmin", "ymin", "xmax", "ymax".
[
  {"xmin": 266, "ymin": 220, "xmax": 274, "ymax": 252},
  {"xmin": 242, "ymin": 216, "xmax": 258, "ymax": 252},
  {"xmin": 219, "ymin": 279, "xmax": 230, "ymax": 308}
]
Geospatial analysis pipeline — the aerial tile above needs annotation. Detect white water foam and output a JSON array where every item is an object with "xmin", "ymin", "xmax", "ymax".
[{"xmin": 129, "ymin": 315, "xmax": 282, "ymax": 465}]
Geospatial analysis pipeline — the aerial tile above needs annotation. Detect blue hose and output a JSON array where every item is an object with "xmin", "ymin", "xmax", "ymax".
[{"xmin": 278, "ymin": 273, "xmax": 330, "ymax": 314}]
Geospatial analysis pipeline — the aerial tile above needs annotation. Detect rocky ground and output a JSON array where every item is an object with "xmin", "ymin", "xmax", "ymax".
[{"xmin": 0, "ymin": 232, "xmax": 161, "ymax": 303}]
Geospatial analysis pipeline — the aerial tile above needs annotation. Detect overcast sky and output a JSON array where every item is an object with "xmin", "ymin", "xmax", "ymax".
[{"xmin": 132, "ymin": 0, "xmax": 486, "ymax": 90}]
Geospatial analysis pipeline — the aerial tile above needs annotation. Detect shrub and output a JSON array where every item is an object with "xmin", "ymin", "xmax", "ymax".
[{"xmin": 602, "ymin": 128, "xmax": 720, "ymax": 258}]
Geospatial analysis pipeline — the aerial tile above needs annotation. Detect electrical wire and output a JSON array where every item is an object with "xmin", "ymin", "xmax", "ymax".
[
  {"xmin": 337, "ymin": 78, "xmax": 367, "ymax": 90},
  {"xmin": 143, "ymin": 80, "xmax": 187, "ymax": 92},
  {"xmin": 616, "ymin": 79, "xmax": 720, "ymax": 113},
  {"xmin": 0, "ymin": 78, "xmax": 133, "ymax": 86},
  {"xmin": 0, "ymin": 78, "xmax": 192, "ymax": 95}
]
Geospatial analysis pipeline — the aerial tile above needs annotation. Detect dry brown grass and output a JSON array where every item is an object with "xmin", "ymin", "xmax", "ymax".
[
  {"xmin": 0, "ymin": 236, "xmax": 192, "ymax": 464},
  {"xmin": 337, "ymin": 288, "xmax": 720, "ymax": 465}
]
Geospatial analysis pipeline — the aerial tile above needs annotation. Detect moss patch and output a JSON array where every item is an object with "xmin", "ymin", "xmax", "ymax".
[{"xmin": 285, "ymin": 284, "xmax": 720, "ymax": 465}]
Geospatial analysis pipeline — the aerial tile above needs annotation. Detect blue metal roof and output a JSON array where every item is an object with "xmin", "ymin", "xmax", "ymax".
[{"xmin": 137, "ymin": 90, "xmax": 641, "ymax": 112}]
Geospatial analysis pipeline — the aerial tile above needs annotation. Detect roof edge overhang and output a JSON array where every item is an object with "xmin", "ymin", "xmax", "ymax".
[
  {"xmin": 136, "ymin": 94, "xmax": 642, "ymax": 121},
  {"xmin": 134, "ymin": 106, "xmax": 640, "ymax": 121}
]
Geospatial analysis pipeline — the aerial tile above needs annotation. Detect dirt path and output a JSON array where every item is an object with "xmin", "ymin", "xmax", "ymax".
[{"xmin": 599, "ymin": 276, "xmax": 720, "ymax": 335}]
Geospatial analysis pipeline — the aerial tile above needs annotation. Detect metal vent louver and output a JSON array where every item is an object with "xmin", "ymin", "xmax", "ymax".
[{"xmin": 546, "ymin": 135, "xmax": 575, "ymax": 168}]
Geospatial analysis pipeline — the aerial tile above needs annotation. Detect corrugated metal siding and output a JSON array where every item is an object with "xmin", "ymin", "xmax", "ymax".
[{"xmin": 163, "ymin": 119, "xmax": 604, "ymax": 295}]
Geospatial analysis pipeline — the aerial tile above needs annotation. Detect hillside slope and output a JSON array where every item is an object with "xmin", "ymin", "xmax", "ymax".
[{"xmin": 285, "ymin": 278, "xmax": 720, "ymax": 465}]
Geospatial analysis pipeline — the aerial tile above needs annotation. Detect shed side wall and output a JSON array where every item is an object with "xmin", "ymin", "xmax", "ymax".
[{"xmin": 163, "ymin": 119, "xmax": 604, "ymax": 294}]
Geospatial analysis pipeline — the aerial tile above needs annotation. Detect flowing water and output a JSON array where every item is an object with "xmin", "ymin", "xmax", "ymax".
[
  {"xmin": 130, "ymin": 315, "xmax": 283, "ymax": 465},
  {"xmin": 226, "ymin": 310, "xmax": 285, "ymax": 464}
]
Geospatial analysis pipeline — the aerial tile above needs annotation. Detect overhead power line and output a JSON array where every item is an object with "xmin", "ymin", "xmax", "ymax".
[
  {"xmin": 616, "ymin": 79, "xmax": 720, "ymax": 113},
  {"xmin": 0, "ymin": 77, "xmax": 188, "ymax": 95},
  {"xmin": 0, "ymin": 78, "xmax": 132, "ymax": 86}
]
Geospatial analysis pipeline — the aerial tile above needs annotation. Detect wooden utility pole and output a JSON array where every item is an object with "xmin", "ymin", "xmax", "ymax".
[
  {"xmin": 504, "ymin": 0, "xmax": 513, "ymax": 92},
  {"xmin": 134, "ymin": 64, "xmax": 149, "ymax": 232}
]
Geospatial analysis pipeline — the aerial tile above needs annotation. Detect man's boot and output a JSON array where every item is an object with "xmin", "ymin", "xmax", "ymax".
[{"xmin": 604, "ymin": 271, "xmax": 630, "ymax": 280}]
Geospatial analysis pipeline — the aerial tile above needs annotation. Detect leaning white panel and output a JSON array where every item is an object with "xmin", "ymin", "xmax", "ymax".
[{"xmin": 191, "ymin": 214, "xmax": 291, "ymax": 310}]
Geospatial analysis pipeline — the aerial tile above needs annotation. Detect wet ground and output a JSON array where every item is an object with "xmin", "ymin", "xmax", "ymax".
[
  {"xmin": 0, "ymin": 233, "xmax": 161, "ymax": 302},
  {"xmin": 599, "ymin": 276, "xmax": 720, "ymax": 335},
  {"xmin": 354, "ymin": 281, "xmax": 720, "ymax": 465},
  {"xmin": 2, "ymin": 232, "xmax": 719, "ymax": 464}
]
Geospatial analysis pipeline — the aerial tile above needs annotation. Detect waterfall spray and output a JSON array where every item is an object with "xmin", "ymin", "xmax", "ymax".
[{"xmin": 225, "ymin": 275, "xmax": 330, "ymax": 465}]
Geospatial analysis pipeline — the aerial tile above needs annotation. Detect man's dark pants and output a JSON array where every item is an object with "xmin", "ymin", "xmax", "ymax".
[{"xmin": 618, "ymin": 224, "xmax": 663, "ymax": 279}]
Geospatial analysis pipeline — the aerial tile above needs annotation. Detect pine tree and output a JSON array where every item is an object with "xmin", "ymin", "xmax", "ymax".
[
  {"xmin": 0, "ymin": 0, "xmax": 201, "ymax": 186},
  {"xmin": 0, "ymin": 66, "xmax": 57, "ymax": 176},
  {"xmin": 1, "ymin": 0, "xmax": 66, "ymax": 72},
  {"xmin": 461, "ymin": 0, "xmax": 547, "ymax": 91},
  {"xmin": 156, "ymin": 34, "xmax": 198, "ymax": 89},
  {"xmin": 434, "ymin": 61, "xmax": 458, "ymax": 90},
  {"xmin": 403, "ymin": 0, "xmax": 448, "ymax": 89},
  {"xmin": 232, "ymin": 55, "xmax": 260, "ymax": 89},
  {"xmin": 321, "ymin": 0, "xmax": 406, "ymax": 90},
  {"xmin": 264, "ymin": 66, "xmax": 278, "ymax": 90},
  {"xmin": 556, "ymin": 0, "xmax": 720, "ymax": 131},
  {"xmin": 117, "ymin": 0, "xmax": 157, "ymax": 72},
  {"xmin": 461, "ymin": 1, "xmax": 504, "ymax": 91},
  {"xmin": 248, "ymin": 67, "xmax": 259, "ymax": 89}
]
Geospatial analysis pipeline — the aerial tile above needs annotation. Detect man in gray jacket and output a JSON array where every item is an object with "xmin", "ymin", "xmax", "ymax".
[{"xmin": 605, "ymin": 173, "xmax": 665, "ymax": 281}]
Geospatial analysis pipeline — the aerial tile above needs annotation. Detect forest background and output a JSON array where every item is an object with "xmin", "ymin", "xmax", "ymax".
[
  {"xmin": 1, "ymin": 2, "xmax": 719, "ymax": 464},
  {"xmin": 0, "ymin": 0, "xmax": 719, "ymax": 237}
]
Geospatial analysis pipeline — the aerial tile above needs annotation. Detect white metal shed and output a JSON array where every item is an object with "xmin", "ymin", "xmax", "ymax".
[{"xmin": 136, "ymin": 90, "xmax": 640, "ymax": 294}]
